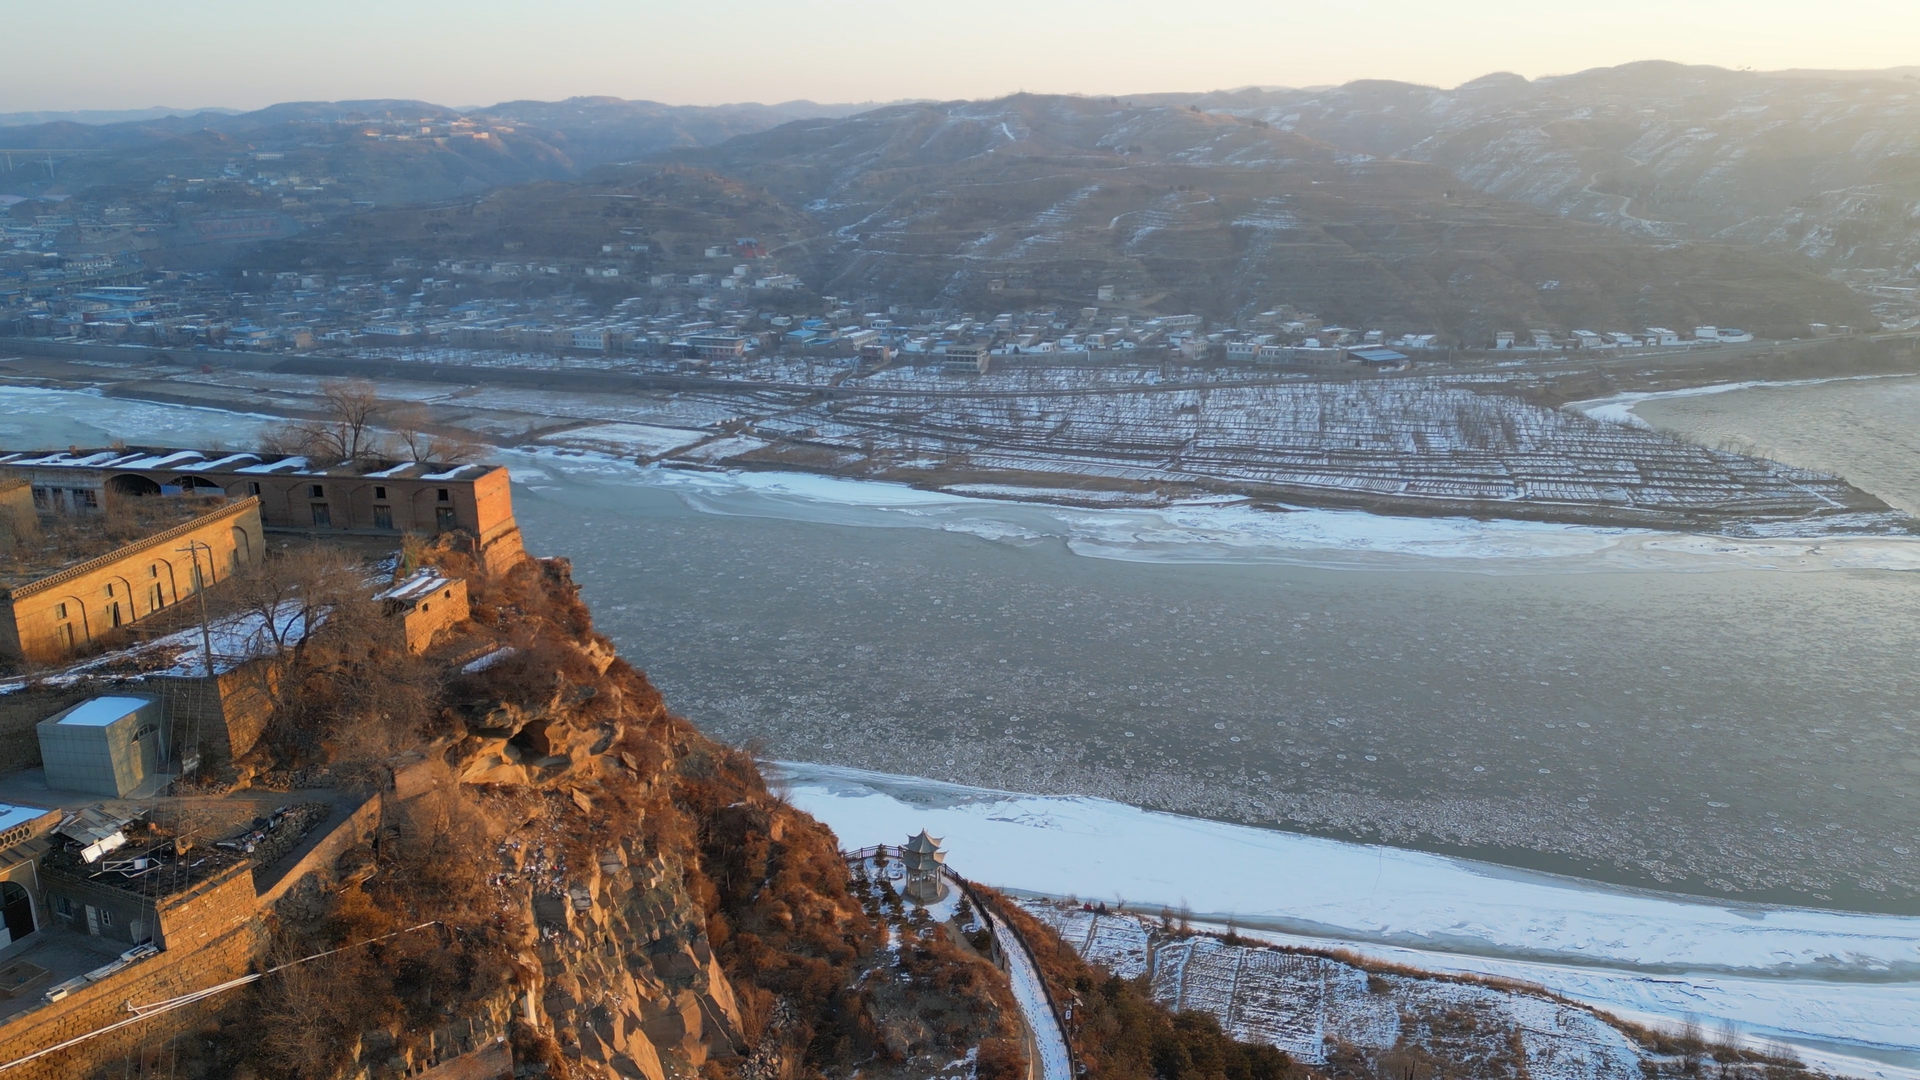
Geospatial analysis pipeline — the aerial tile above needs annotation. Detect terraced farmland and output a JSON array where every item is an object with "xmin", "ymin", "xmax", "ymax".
[
  {"xmin": 734, "ymin": 380, "xmax": 1895, "ymax": 528},
  {"xmin": 1021, "ymin": 904, "xmax": 1723, "ymax": 1080}
]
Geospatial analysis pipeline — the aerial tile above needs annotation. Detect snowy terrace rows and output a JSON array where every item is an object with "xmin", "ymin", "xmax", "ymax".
[
  {"xmin": 1023, "ymin": 904, "xmax": 1645, "ymax": 1080},
  {"xmin": 748, "ymin": 381, "xmax": 1873, "ymax": 518}
]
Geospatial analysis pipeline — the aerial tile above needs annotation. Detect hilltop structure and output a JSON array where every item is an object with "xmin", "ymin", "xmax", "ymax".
[
  {"xmin": 903, "ymin": 828, "xmax": 947, "ymax": 903},
  {"xmin": 0, "ymin": 448, "xmax": 523, "ymax": 571},
  {"xmin": 0, "ymin": 495, "xmax": 261, "ymax": 664}
]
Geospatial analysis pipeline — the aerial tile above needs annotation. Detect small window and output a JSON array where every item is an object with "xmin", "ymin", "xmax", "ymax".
[
  {"xmin": 104, "ymin": 583, "xmax": 115, "ymax": 597},
  {"xmin": 55, "ymin": 602, "xmax": 68, "ymax": 620},
  {"xmin": 149, "ymin": 565, "xmax": 159, "ymax": 578},
  {"xmin": 53, "ymin": 896, "xmax": 74, "ymax": 918},
  {"xmin": 100, "ymin": 908, "xmax": 114, "ymax": 928},
  {"xmin": 249, "ymin": 481, "xmax": 261, "ymax": 495},
  {"xmin": 309, "ymin": 483, "xmax": 325, "ymax": 498},
  {"xmin": 420, "ymin": 602, "xmax": 430, "ymax": 613},
  {"xmin": 374, "ymin": 486, "xmax": 387, "ymax": 500},
  {"xmin": 437, "ymin": 488, "xmax": 450, "ymax": 502}
]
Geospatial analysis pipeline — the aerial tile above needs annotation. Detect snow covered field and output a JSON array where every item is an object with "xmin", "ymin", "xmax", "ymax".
[{"xmin": 779, "ymin": 762, "xmax": 1920, "ymax": 1076}]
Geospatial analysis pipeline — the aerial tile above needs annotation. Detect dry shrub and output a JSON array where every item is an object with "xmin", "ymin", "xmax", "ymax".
[
  {"xmin": 977, "ymin": 1037, "xmax": 1025, "ymax": 1080},
  {"xmin": 247, "ymin": 942, "xmax": 388, "ymax": 1080}
]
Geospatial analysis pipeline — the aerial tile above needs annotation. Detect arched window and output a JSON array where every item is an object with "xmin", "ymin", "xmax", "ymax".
[{"xmin": 51, "ymin": 596, "xmax": 86, "ymax": 654}]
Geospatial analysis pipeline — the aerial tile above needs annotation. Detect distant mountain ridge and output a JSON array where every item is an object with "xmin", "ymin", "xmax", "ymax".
[
  {"xmin": 0, "ymin": 106, "xmax": 244, "ymax": 127},
  {"xmin": 1158, "ymin": 60, "xmax": 1920, "ymax": 271}
]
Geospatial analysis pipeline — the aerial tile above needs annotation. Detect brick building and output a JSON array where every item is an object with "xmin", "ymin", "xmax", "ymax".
[
  {"xmin": 0, "ymin": 498, "xmax": 263, "ymax": 664},
  {"xmin": 0, "ymin": 448, "xmax": 524, "ymax": 571},
  {"xmin": 377, "ymin": 567, "xmax": 470, "ymax": 654}
]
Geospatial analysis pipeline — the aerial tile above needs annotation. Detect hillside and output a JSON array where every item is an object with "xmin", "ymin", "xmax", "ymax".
[
  {"xmin": 1181, "ymin": 62, "xmax": 1920, "ymax": 273},
  {"xmin": 0, "ymin": 96, "xmax": 873, "ymax": 209},
  {"xmin": 658, "ymin": 92, "xmax": 1866, "ymax": 337},
  {"xmin": 246, "ymin": 164, "xmax": 820, "ymax": 280}
]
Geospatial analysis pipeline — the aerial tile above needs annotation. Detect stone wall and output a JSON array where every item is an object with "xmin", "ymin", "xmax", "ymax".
[
  {"xmin": 0, "ymin": 918, "xmax": 266, "ymax": 1080},
  {"xmin": 395, "ymin": 579, "xmax": 469, "ymax": 654},
  {"xmin": 257, "ymin": 794, "xmax": 381, "ymax": 908},
  {"xmin": 144, "ymin": 658, "xmax": 278, "ymax": 770},
  {"xmin": 0, "ymin": 480, "xmax": 33, "ymax": 549},
  {"xmin": 154, "ymin": 862, "xmax": 257, "ymax": 951}
]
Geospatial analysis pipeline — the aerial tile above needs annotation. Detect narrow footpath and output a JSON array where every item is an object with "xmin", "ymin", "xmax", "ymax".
[{"xmin": 990, "ymin": 915, "xmax": 1074, "ymax": 1080}]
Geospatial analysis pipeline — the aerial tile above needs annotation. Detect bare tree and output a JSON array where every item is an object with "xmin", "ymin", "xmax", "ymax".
[
  {"xmin": 263, "ymin": 379, "xmax": 391, "ymax": 463},
  {"xmin": 387, "ymin": 402, "xmax": 485, "ymax": 464},
  {"xmin": 227, "ymin": 546, "xmax": 377, "ymax": 667}
]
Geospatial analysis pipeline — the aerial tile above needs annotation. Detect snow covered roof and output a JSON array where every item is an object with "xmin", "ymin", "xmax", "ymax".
[
  {"xmin": 232, "ymin": 456, "xmax": 311, "ymax": 474},
  {"xmin": 51, "ymin": 695, "xmax": 152, "ymax": 727},
  {"xmin": 376, "ymin": 567, "xmax": 458, "ymax": 606},
  {"xmin": 0, "ymin": 447, "xmax": 497, "ymax": 481}
]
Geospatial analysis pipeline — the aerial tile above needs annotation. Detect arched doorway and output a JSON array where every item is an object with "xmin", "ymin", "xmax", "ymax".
[
  {"xmin": 0, "ymin": 880, "xmax": 35, "ymax": 945},
  {"xmin": 106, "ymin": 474, "xmax": 163, "ymax": 501},
  {"xmin": 168, "ymin": 475, "xmax": 224, "ymax": 496}
]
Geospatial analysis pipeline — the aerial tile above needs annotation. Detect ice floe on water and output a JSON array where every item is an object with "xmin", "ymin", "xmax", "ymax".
[
  {"xmin": 777, "ymin": 762, "xmax": 1920, "ymax": 1073},
  {"xmin": 0, "ymin": 384, "xmax": 275, "ymax": 448},
  {"xmin": 582, "ymin": 462, "xmax": 1920, "ymax": 574}
]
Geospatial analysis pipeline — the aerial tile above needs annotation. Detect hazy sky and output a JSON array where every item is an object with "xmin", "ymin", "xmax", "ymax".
[{"xmin": 7, "ymin": 0, "xmax": 1919, "ymax": 112}]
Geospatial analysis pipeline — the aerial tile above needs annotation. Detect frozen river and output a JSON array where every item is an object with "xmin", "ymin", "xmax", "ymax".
[{"xmin": 2, "ymin": 382, "xmax": 1919, "ymax": 915}]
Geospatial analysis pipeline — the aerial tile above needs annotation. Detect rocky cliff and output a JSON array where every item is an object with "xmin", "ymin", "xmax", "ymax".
[{"xmin": 189, "ymin": 548, "xmax": 1022, "ymax": 1080}]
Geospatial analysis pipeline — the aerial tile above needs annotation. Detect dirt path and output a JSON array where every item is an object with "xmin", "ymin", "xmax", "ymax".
[{"xmin": 990, "ymin": 915, "xmax": 1073, "ymax": 1080}]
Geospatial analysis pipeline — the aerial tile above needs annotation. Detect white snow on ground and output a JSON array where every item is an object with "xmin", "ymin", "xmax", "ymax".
[
  {"xmin": 1035, "ymin": 902, "xmax": 1642, "ymax": 1080},
  {"xmin": 675, "ymin": 435, "xmax": 770, "ymax": 463},
  {"xmin": 538, "ymin": 423, "xmax": 710, "ymax": 458},
  {"xmin": 1568, "ymin": 375, "xmax": 1919, "ymax": 428},
  {"xmin": 778, "ymin": 762, "xmax": 1920, "ymax": 1074},
  {"xmin": 990, "ymin": 908, "xmax": 1074, "ymax": 1080},
  {"xmin": 6, "ymin": 602, "xmax": 317, "ymax": 689},
  {"xmin": 1025, "ymin": 907, "xmax": 1152, "ymax": 978}
]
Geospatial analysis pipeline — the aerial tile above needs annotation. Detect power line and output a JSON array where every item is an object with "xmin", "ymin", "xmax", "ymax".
[{"xmin": 0, "ymin": 921, "xmax": 440, "ymax": 1073}]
